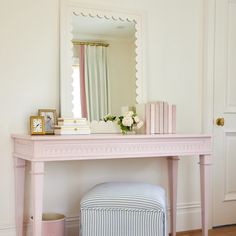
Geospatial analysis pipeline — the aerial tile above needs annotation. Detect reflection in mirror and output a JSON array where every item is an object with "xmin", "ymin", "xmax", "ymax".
[{"xmin": 71, "ymin": 13, "xmax": 137, "ymax": 121}]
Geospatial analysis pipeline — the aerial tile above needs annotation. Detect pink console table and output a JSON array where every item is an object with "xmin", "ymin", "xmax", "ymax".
[{"xmin": 12, "ymin": 134, "xmax": 212, "ymax": 236}]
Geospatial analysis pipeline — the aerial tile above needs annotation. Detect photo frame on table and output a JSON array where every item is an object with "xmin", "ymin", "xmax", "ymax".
[{"xmin": 38, "ymin": 109, "xmax": 57, "ymax": 134}]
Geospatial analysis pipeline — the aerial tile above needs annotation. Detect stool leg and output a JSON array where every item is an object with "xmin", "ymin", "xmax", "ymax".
[{"xmin": 168, "ymin": 156, "xmax": 179, "ymax": 236}]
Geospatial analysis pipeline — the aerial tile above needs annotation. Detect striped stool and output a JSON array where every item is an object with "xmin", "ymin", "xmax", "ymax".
[{"xmin": 80, "ymin": 182, "xmax": 167, "ymax": 236}]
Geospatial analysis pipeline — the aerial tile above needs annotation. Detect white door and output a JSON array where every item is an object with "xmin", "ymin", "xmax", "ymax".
[{"xmin": 213, "ymin": 0, "xmax": 236, "ymax": 226}]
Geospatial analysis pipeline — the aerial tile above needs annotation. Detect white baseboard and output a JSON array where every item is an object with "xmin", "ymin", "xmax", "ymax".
[
  {"xmin": 168, "ymin": 202, "xmax": 202, "ymax": 232},
  {"xmin": 0, "ymin": 203, "xmax": 201, "ymax": 236}
]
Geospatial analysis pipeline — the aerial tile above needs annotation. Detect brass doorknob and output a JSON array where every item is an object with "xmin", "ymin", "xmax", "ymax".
[{"xmin": 216, "ymin": 117, "xmax": 224, "ymax": 126}]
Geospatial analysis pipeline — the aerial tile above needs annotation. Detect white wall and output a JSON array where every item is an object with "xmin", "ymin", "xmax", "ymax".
[
  {"xmin": 0, "ymin": 0, "xmax": 59, "ymax": 234},
  {"xmin": 0, "ymin": 0, "xmax": 204, "ymax": 235}
]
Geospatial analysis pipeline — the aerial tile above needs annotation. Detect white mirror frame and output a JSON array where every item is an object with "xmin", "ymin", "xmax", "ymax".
[{"xmin": 60, "ymin": 0, "xmax": 147, "ymax": 123}]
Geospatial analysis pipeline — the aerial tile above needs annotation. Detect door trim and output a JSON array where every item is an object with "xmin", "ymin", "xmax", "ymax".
[
  {"xmin": 203, "ymin": 0, "xmax": 216, "ymax": 229},
  {"xmin": 203, "ymin": 0, "xmax": 215, "ymax": 135}
]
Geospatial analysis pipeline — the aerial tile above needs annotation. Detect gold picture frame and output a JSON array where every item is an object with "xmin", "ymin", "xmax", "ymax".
[
  {"xmin": 30, "ymin": 116, "xmax": 45, "ymax": 135},
  {"xmin": 38, "ymin": 109, "xmax": 57, "ymax": 134}
]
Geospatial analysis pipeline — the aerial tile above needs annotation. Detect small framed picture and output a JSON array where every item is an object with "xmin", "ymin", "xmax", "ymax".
[
  {"xmin": 38, "ymin": 109, "xmax": 57, "ymax": 134},
  {"xmin": 30, "ymin": 116, "xmax": 45, "ymax": 135}
]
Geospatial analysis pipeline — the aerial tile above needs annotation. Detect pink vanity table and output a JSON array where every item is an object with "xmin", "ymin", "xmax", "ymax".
[{"xmin": 12, "ymin": 134, "xmax": 212, "ymax": 236}]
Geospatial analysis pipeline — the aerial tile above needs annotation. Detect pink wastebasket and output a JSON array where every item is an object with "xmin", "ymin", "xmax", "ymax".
[{"xmin": 31, "ymin": 213, "xmax": 65, "ymax": 236}]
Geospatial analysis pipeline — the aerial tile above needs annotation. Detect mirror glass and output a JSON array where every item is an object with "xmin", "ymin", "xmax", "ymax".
[{"xmin": 70, "ymin": 12, "xmax": 137, "ymax": 121}]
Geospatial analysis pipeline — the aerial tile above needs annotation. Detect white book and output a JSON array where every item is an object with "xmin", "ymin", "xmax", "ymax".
[
  {"xmin": 55, "ymin": 124, "xmax": 90, "ymax": 129},
  {"xmin": 57, "ymin": 122, "xmax": 88, "ymax": 126},
  {"xmin": 57, "ymin": 118, "xmax": 88, "ymax": 126},
  {"xmin": 54, "ymin": 127, "xmax": 91, "ymax": 135},
  {"xmin": 55, "ymin": 130, "xmax": 91, "ymax": 135}
]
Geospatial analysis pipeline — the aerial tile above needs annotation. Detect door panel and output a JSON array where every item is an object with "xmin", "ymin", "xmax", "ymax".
[
  {"xmin": 226, "ymin": 1, "xmax": 236, "ymax": 111},
  {"xmin": 224, "ymin": 131, "xmax": 236, "ymax": 201},
  {"xmin": 213, "ymin": 0, "xmax": 236, "ymax": 226}
]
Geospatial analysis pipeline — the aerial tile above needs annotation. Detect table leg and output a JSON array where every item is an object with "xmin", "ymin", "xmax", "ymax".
[
  {"xmin": 168, "ymin": 156, "xmax": 179, "ymax": 236},
  {"xmin": 199, "ymin": 155, "xmax": 212, "ymax": 236},
  {"xmin": 14, "ymin": 158, "xmax": 26, "ymax": 236},
  {"xmin": 31, "ymin": 162, "xmax": 45, "ymax": 236}
]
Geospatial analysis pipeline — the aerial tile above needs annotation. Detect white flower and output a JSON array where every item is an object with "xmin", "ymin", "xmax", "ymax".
[
  {"xmin": 134, "ymin": 116, "xmax": 140, "ymax": 123},
  {"xmin": 122, "ymin": 116, "xmax": 133, "ymax": 127},
  {"xmin": 125, "ymin": 111, "xmax": 134, "ymax": 117},
  {"xmin": 136, "ymin": 121, "xmax": 144, "ymax": 129}
]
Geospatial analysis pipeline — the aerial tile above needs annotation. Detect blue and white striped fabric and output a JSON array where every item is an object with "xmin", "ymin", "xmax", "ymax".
[{"xmin": 80, "ymin": 182, "xmax": 167, "ymax": 236}]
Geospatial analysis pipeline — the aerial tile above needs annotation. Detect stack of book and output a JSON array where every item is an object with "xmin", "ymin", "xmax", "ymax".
[
  {"xmin": 136, "ymin": 102, "xmax": 176, "ymax": 134},
  {"xmin": 54, "ymin": 118, "xmax": 91, "ymax": 135}
]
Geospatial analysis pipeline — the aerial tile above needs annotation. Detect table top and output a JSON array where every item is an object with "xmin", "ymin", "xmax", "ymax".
[
  {"xmin": 12, "ymin": 133, "xmax": 212, "ymax": 162},
  {"xmin": 12, "ymin": 133, "xmax": 212, "ymax": 141}
]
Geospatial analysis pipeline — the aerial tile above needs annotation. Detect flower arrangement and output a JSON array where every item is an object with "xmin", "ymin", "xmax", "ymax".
[
  {"xmin": 117, "ymin": 111, "xmax": 143, "ymax": 134},
  {"xmin": 103, "ymin": 111, "xmax": 143, "ymax": 135}
]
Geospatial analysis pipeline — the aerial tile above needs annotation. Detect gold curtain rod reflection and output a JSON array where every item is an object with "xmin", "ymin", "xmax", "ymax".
[{"xmin": 72, "ymin": 41, "xmax": 109, "ymax": 47}]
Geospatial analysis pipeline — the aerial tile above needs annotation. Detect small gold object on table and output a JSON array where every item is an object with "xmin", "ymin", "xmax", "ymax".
[{"xmin": 30, "ymin": 116, "xmax": 45, "ymax": 135}]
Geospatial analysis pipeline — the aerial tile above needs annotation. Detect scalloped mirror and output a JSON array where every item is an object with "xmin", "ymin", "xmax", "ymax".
[{"xmin": 60, "ymin": 1, "xmax": 146, "ymax": 123}]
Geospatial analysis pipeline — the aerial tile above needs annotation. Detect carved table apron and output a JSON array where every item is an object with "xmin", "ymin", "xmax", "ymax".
[{"xmin": 12, "ymin": 134, "xmax": 212, "ymax": 236}]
